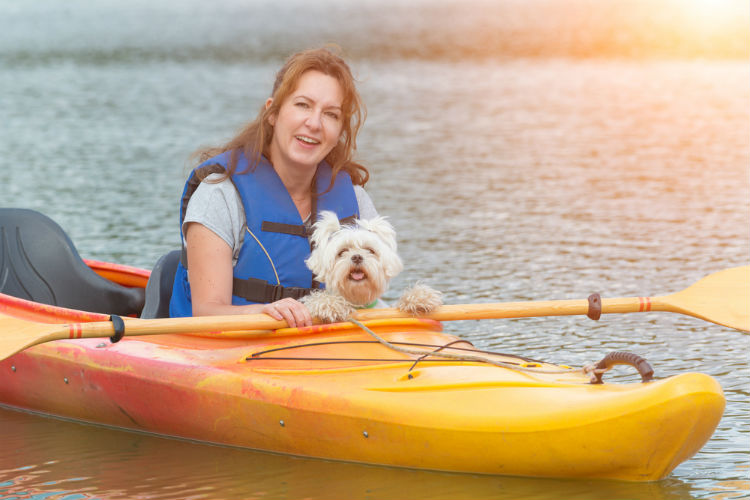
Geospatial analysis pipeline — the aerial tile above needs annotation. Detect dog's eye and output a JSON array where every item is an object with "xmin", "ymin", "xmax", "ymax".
[
  {"xmin": 337, "ymin": 248, "xmax": 348, "ymax": 258},
  {"xmin": 365, "ymin": 247, "xmax": 376, "ymax": 255}
]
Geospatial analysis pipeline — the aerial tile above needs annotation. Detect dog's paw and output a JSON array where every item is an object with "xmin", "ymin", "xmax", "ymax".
[
  {"xmin": 396, "ymin": 283, "xmax": 443, "ymax": 315},
  {"xmin": 301, "ymin": 290, "xmax": 356, "ymax": 323}
]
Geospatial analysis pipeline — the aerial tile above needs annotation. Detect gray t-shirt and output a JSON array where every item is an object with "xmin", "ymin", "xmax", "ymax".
[{"xmin": 183, "ymin": 173, "xmax": 378, "ymax": 265}]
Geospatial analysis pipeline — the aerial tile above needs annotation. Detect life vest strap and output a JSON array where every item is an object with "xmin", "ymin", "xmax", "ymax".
[
  {"xmin": 261, "ymin": 213, "xmax": 359, "ymax": 238},
  {"xmin": 232, "ymin": 277, "xmax": 313, "ymax": 303},
  {"xmin": 261, "ymin": 221, "xmax": 309, "ymax": 237}
]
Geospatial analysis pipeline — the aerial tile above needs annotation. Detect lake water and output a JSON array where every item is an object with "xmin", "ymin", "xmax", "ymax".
[{"xmin": 1, "ymin": 1, "xmax": 749, "ymax": 499}]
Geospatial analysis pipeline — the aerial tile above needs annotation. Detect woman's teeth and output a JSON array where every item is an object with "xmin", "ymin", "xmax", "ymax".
[{"xmin": 296, "ymin": 136, "xmax": 319, "ymax": 144}]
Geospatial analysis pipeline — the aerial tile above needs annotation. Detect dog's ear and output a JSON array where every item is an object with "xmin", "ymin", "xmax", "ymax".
[
  {"xmin": 304, "ymin": 247, "xmax": 325, "ymax": 278},
  {"xmin": 382, "ymin": 250, "xmax": 404, "ymax": 279},
  {"xmin": 309, "ymin": 210, "xmax": 342, "ymax": 249},
  {"xmin": 357, "ymin": 216, "xmax": 397, "ymax": 251},
  {"xmin": 306, "ymin": 211, "xmax": 341, "ymax": 280}
]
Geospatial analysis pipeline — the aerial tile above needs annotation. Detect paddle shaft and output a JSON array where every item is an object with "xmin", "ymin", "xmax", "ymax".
[
  {"xmin": 358, "ymin": 296, "xmax": 670, "ymax": 321},
  {"xmin": 59, "ymin": 295, "xmax": 681, "ymax": 339},
  {"xmin": 2, "ymin": 266, "xmax": 747, "ymax": 363}
]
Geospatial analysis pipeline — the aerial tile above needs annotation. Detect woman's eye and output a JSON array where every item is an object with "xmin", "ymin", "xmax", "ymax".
[
  {"xmin": 295, "ymin": 101, "xmax": 310, "ymax": 109},
  {"xmin": 325, "ymin": 111, "xmax": 340, "ymax": 120}
]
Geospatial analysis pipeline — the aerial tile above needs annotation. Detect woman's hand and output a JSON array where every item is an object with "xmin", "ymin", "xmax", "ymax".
[{"xmin": 262, "ymin": 298, "xmax": 312, "ymax": 328}]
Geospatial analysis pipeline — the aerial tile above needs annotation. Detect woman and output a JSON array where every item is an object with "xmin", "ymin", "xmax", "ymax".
[{"xmin": 169, "ymin": 47, "xmax": 378, "ymax": 327}]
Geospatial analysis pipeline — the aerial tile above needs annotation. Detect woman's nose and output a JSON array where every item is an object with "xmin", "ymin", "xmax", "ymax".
[{"xmin": 305, "ymin": 111, "xmax": 322, "ymax": 130}]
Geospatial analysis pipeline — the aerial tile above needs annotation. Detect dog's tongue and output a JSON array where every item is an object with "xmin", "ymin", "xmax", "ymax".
[{"xmin": 350, "ymin": 271, "xmax": 366, "ymax": 281}]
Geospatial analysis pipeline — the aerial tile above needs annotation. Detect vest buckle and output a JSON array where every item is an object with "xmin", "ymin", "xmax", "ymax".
[{"xmin": 269, "ymin": 284, "xmax": 284, "ymax": 302}]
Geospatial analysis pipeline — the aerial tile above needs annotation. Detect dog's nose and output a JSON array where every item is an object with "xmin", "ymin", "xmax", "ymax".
[{"xmin": 351, "ymin": 254, "xmax": 363, "ymax": 264}]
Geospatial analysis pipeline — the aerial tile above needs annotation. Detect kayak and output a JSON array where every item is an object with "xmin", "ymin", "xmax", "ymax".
[
  {"xmin": 0, "ymin": 269, "xmax": 724, "ymax": 482},
  {"xmin": 0, "ymin": 209, "xmax": 726, "ymax": 481}
]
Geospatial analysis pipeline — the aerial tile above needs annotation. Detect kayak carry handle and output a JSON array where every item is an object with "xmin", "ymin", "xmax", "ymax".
[{"xmin": 585, "ymin": 351, "xmax": 654, "ymax": 384}]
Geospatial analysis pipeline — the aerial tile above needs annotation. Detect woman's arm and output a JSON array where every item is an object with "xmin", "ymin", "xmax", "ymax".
[{"xmin": 185, "ymin": 222, "xmax": 312, "ymax": 327}]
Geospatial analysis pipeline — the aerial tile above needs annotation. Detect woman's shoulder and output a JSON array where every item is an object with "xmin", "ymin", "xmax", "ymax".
[
  {"xmin": 184, "ymin": 173, "xmax": 245, "ymax": 252},
  {"xmin": 188, "ymin": 174, "xmax": 242, "ymax": 215}
]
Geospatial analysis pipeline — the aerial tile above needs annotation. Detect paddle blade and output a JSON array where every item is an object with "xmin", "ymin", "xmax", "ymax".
[
  {"xmin": 661, "ymin": 266, "xmax": 750, "ymax": 332},
  {"xmin": 0, "ymin": 313, "xmax": 72, "ymax": 361}
]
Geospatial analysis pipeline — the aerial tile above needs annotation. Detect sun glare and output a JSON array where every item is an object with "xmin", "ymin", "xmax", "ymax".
[
  {"xmin": 682, "ymin": 0, "xmax": 746, "ymax": 25},
  {"xmin": 650, "ymin": 0, "xmax": 750, "ymax": 58}
]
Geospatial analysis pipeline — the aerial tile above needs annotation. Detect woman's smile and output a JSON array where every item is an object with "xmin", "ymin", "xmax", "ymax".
[{"xmin": 295, "ymin": 135, "xmax": 321, "ymax": 146}]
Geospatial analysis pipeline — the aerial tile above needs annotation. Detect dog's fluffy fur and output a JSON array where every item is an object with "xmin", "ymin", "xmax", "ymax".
[{"xmin": 301, "ymin": 211, "xmax": 442, "ymax": 323}]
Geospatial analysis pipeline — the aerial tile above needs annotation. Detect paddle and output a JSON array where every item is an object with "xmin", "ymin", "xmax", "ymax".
[{"xmin": 1, "ymin": 266, "xmax": 747, "ymax": 362}]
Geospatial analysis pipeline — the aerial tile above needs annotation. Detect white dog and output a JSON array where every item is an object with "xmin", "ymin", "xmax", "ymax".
[{"xmin": 301, "ymin": 211, "xmax": 442, "ymax": 323}]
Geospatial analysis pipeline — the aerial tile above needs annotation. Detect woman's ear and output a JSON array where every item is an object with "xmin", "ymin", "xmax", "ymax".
[{"xmin": 265, "ymin": 98, "xmax": 276, "ymax": 126}]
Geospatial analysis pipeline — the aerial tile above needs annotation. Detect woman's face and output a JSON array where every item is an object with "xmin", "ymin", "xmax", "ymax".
[{"xmin": 267, "ymin": 70, "xmax": 344, "ymax": 174}]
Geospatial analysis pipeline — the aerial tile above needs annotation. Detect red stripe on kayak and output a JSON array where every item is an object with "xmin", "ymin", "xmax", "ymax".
[{"xmin": 644, "ymin": 297, "xmax": 652, "ymax": 312}]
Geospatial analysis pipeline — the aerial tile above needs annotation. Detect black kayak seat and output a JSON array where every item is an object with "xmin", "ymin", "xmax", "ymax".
[
  {"xmin": 140, "ymin": 250, "xmax": 180, "ymax": 319},
  {"xmin": 0, "ymin": 208, "xmax": 145, "ymax": 316}
]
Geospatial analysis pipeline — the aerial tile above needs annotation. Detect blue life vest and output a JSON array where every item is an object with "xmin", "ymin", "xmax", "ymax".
[{"xmin": 169, "ymin": 151, "xmax": 359, "ymax": 317}]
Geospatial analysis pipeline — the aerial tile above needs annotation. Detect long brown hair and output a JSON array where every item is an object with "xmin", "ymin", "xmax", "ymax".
[{"xmin": 193, "ymin": 46, "xmax": 369, "ymax": 187}]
